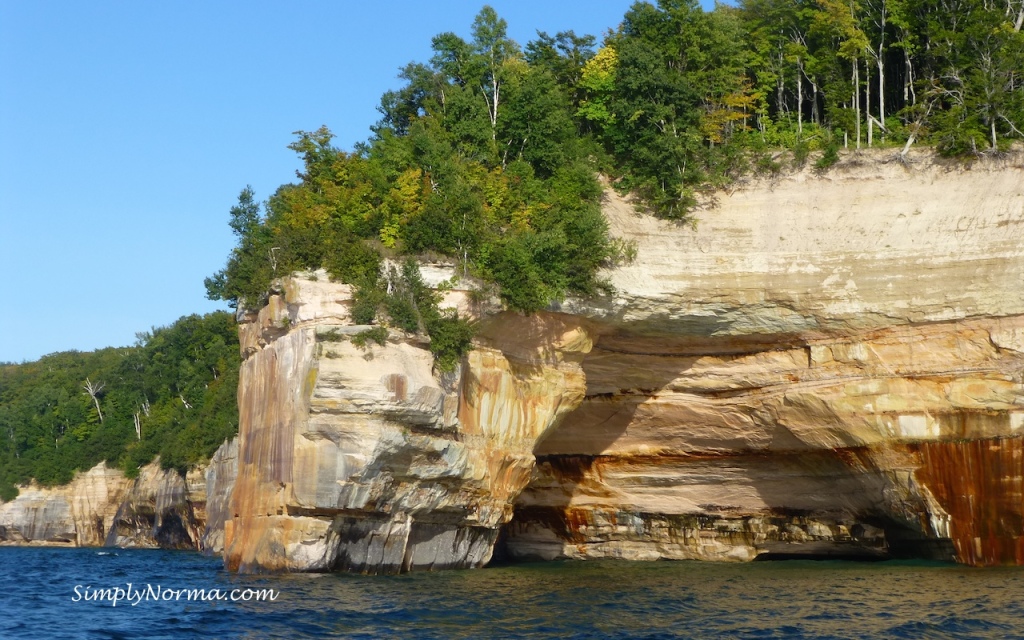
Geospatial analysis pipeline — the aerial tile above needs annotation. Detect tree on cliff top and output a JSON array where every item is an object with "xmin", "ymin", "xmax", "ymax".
[
  {"xmin": 206, "ymin": 7, "xmax": 614, "ymax": 325},
  {"xmin": 207, "ymin": 1, "xmax": 1024, "ymax": 320}
]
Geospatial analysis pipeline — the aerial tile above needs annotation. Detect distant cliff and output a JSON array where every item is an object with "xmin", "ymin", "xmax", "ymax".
[
  {"xmin": 222, "ymin": 149, "xmax": 1024, "ymax": 571},
  {"xmin": 0, "ymin": 439, "xmax": 236, "ymax": 553}
]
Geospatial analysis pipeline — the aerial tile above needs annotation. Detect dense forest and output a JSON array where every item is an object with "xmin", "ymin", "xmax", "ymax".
[
  {"xmin": 206, "ymin": 0, "xmax": 1024, "ymax": 320},
  {"xmin": 3, "ymin": 0, "xmax": 1022, "ymax": 497},
  {"xmin": 0, "ymin": 313, "xmax": 239, "ymax": 500}
]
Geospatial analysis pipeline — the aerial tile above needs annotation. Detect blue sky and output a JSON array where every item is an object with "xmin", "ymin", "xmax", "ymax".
[{"xmin": 0, "ymin": 1, "xmax": 704, "ymax": 363}]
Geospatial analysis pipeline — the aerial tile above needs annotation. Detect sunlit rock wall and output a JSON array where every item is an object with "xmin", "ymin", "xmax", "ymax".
[
  {"xmin": 0, "ymin": 462, "xmax": 129, "ymax": 546},
  {"xmin": 201, "ymin": 436, "xmax": 238, "ymax": 554},
  {"xmin": 223, "ymin": 273, "xmax": 590, "ymax": 573},
  {"xmin": 223, "ymin": 151, "xmax": 1024, "ymax": 570},
  {"xmin": 508, "ymin": 152, "xmax": 1024, "ymax": 566},
  {"xmin": 0, "ymin": 449, "xmax": 229, "ymax": 551}
]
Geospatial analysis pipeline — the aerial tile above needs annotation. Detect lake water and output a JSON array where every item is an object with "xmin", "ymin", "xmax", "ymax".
[{"xmin": 1, "ymin": 547, "xmax": 1022, "ymax": 639}]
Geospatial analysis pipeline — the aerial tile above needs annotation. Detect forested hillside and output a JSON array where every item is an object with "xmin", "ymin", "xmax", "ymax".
[
  {"xmin": 594, "ymin": 0, "xmax": 1024, "ymax": 214},
  {"xmin": 0, "ymin": 313, "xmax": 239, "ymax": 499}
]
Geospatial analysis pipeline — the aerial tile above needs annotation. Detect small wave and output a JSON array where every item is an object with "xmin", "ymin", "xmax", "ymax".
[{"xmin": 3, "ymin": 548, "xmax": 1023, "ymax": 639}]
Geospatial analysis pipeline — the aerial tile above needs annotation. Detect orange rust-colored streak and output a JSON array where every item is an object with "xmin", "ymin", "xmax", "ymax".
[
  {"xmin": 913, "ymin": 436, "xmax": 1024, "ymax": 566},
  {"xmin": 564, "ymin": 508, "xmax": 595, "ymax": 542},
  {"xmin": 385, "ymin": 374, "xmax": 408, "ymax": 402}
]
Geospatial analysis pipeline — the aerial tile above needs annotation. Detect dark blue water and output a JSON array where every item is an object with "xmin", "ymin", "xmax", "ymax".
[{"xmin": 1, "ymin": 548, "xmax": 1022, "ymax": 639}]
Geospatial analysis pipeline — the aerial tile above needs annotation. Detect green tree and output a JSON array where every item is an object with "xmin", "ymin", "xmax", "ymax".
[{"xmin": 0, "ymin": 312, "xmax": 241, "ymax": 497}]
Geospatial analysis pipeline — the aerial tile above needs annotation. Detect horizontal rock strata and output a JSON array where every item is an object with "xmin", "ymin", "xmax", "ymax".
[
  {"xmin": 224, "ymin": 150, "xmax": 1024, "ymax": 571},
  {"xmin": 508, "ymin": 152, "xmax": 1024, "ymax": 566}
]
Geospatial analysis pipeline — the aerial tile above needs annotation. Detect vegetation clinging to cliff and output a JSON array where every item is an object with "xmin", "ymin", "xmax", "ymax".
[
  {"xmin": 581, "ymin": 0, "xmax": 1024, "ymax": 217},
  {"xmin": 207, "ymin": 1, "xmax": 1024, "ymax": 320},
  {"xmin": 0, "ymin": 312, "xmax": 240, "ymax": 500},
  {"xmin": 204, "ymin": 7, "xmax": 614, "ymax": 324}
]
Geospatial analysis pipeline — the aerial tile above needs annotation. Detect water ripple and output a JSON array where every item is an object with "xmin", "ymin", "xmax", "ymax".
[{"xmin": 1, "ymin": 549, "xmax": 1023, "ymax": 638}]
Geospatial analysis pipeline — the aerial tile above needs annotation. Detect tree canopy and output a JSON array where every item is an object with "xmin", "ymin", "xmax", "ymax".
[
  {"xmin": 580, "ymin": 0, "xmax": 1024, "ymax": 215},
  {"xmin": 205, "ymin": 8, "xmax": 620, "ymax": 366},
  {"xmin": 208, "ymin": 2, "xmax": 1024, "ymax": 314},
  {"xmin": 0, "ymin": 312, "xmax": 240, "ymax": 500}
]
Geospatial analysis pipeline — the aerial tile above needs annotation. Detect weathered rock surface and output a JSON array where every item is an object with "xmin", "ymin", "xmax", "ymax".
[
  {"xmin": 202, "ymin": 436, "xmax": 238, "ymax": 554},
  {"xmin": 223, "ymin": 272, "xmax": 590, "ymax": 573},
  {"xmin": 104, "ymin": 459, "xmax": 206, "ymax": 549},
  {"xmin": 509, "ymin": 152, "xmax": 1024, "ymax": 566},
  {"xmin": 223, "ymin": 150, "xmax": 1024, "ymax": 570},
  {"xmin": 0, "ymin": 462, "xmax": 129, "ymax": 545},
  {"xmin": 0, "ymin": 440, "xmax": 237, "ymax": 551}
]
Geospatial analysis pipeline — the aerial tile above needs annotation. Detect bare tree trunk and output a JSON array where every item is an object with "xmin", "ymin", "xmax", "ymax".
[
  {"xmin": 482, "ymin": 79, "xmax": 500, "ymax": 141},
  {"xmin": 877, "ymin": 45, "xmax": 886, "ymax": 125},
  {"xmin": 83, "ymin": 377, "xmax": 105, "ymax": 423},
  {"xmin": 854, "ymin": 59, "xmax": 862, "ymax": 149},
  {"xmin": 777, "ymin": 73, "xmax": 785, "ymax": 120},
  {"xmin": 133, "ymin": 412, "xmax": 142, "ymax": 440},
  {"xmin": 797, "ymin": 58, "xmax": 803, "ymax": 134},
  {"xmin": 867, "ymin": 63, "xmax": 872, "ymax": 146},
  {"xmin": 876, "ymin": 0, "xmax": 887, "ymax": 125},
  {"xmin": 901, "ymin": 99, "xmax": 935, "ymax": 158},
  {"xmin": 900, "ymin": 130, "xmax": 916, "ymax": 156},
  {"xmin": 1000, "ymin": 113, "xmax": 1024, "ymax": 137},
  {"xmin": 906, "ymin": 52, "xmax": 916, "ymax": 106},
  {"xmin": 493, "ymin": 79, "xmax": 499, "ymax": 138},
  {"xmin": 812, "ymin": 81, "xmax": 819, "ymax": 125},
  {"xmin": 1010, "ymin": 0, "xmax": 1024, "ymax": 30}
]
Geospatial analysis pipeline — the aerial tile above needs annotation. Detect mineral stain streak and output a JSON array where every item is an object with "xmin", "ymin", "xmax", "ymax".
[{"xmin": 913, "ymin": 436, "xmax": 1024, "ymax": 566}]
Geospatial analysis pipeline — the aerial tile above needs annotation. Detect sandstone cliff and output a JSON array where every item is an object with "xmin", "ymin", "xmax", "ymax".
[
  {"xmin": 220, "ymin": 150, "xmax": 1023, "ymax": 570},
  {"xmin": 0, "ymin": 443, "xmax": 236, "ymax": 552},
  {"xmin": 0, "ymin": 462, "xmax": 128, "ymax": 546},
  {"xmin": 513, "ymin": 151, "xmax": 1024, "ymax": 566},
  {"xmin": 223, "ymin": 274, "xmax": 591, "ymax": 572}
]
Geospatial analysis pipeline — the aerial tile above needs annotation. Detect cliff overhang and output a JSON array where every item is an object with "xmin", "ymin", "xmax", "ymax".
[{"xmin": 218, "ymin": 150, "xmax": 1024, "ymax": 571}]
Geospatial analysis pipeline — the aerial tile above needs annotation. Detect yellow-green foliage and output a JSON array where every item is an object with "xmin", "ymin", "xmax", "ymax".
[
  {"xmin": 576, "ymin": 45, "xmax": 617, "ymax": 128},
  {"xmin": 206, "ymin": 8, "xmax": 613, "ymax": 319}
]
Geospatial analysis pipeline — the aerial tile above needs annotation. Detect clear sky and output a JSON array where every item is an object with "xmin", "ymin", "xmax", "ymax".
[{"xmin": 0, "ymin": 1, "xmax": 702, "ymax": 363}]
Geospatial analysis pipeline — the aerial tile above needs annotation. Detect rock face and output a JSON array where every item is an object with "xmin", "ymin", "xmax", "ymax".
[
  {"xmin": 0, "ymin": 462, "xmax": 128, "ymax": 546},
  {"xmin": 0, "ymin": 443, "xmax": 236, "ymax": 551},
  {"xmin": 223, "ymin": 150, "xmax": 1024, "ymax": 570},
  {"xmin": 104, "ymin": 460, "xmax": 206, "ymax": 549},
  {"xmin": 223, "ymin": 274, "xmax": 590, "ymax": 573},
  {"xmin": 202, "ymin": 436, "xmax": 238, "ymax": 554},
  {"xmin": 510, "ymin": 152, "xmax": 1024, "ymax": 567}
]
